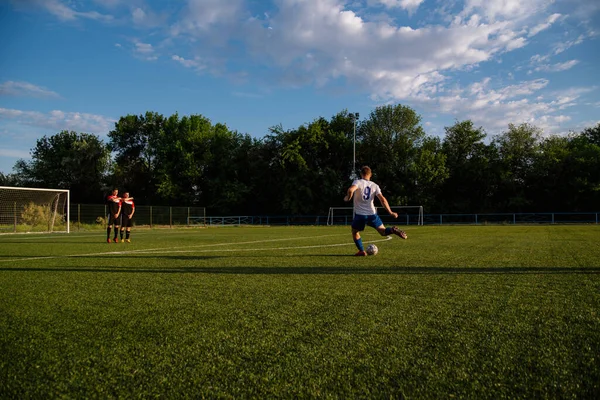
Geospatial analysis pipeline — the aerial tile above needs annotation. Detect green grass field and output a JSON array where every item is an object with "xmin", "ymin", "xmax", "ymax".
[{"xmin": 1, "ymin": 225, "xmax": 599, "ymax": 398}]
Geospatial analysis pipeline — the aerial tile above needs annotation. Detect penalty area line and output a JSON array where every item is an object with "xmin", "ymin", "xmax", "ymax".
[
  {"xmin": 129, "ymin": 236, "xmax": 394, "ymax": 255},
  {"xmin": 1, "ymin": 233, "xmax": 374, "ymax": 263}
]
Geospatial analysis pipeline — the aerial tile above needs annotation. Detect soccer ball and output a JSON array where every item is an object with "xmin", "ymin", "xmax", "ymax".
[{"xmin": 366, "ymin": 244, "xmax": 378, "ymax": 256}]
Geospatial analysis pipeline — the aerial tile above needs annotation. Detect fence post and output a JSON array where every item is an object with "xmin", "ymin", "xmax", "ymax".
[
  {"xmin": 513, "ymin": 214, "xmax": 516, "ymax": 224},
  {"xmin": 475, "ymin": 214, "xmax": 478, "ymax": 225},
  {"xmin": 170, "ymin": 207, "xmax": 172, "ymax": 229},
  {"xmin": 78, "ymin": 203, "xmax": 81, "ymax": 231},
  {"xmin": 440, "ymin": 214, "xmax": 442, "ymax": 225},
  {"xmin": 150, "ymin": 206, "xmax": 153, "ymax": 228},
  {"xmin": 552, "ymin": 213, "xmax": 554, "ymax": 224}
]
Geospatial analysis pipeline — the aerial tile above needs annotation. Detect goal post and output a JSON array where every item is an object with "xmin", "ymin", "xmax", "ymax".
[
  {"xmin": 0, "ymin": 186, "xmax": 70, "ymax": 233},
  {"xmin": 327, "ymin": 205, "xmax": 424, "ymax": 226}
]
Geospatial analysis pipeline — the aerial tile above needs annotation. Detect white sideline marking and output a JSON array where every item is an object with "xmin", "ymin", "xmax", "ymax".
[{"xmin": 1, "ymin": 234, "xmax": 393, "ymax": 263}]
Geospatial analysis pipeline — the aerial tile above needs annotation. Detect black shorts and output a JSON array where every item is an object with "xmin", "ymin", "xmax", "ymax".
[
  {"xmin": 121, "ymin": 216, "xmax": 134, "ymax": 228},
  {"xmin": 108, "ymin": 213, "xmax": 121, "ymax": 225}
]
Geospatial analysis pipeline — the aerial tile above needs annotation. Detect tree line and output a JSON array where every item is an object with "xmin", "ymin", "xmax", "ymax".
[{"xmin": 2, "ymin": 104, "xmax": 599, "ymax": 215}]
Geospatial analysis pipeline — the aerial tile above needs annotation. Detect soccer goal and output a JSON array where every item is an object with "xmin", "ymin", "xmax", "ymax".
[
  {"xmin": 327, "ymin": 205, "xmax": 424, "ymax": 226},
  {"xmin": 0, "ymin": 186, "xmax": 70, "ymax": 233}
]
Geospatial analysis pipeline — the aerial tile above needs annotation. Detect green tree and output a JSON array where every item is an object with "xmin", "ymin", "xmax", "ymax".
[
  {"xmin": 13, "ymin": 131, "xmax": 110, "ymax": 203},
  {"xmin": 414, "ymin": 136, "xmax": 448, "ymax": 210},
  {"xmin": 108, "ymin": 112, "xmax": 165, "ymax": 203},
  {"xmin": 266, "ymin": 120, "xmax": 332, "ymax": 214},
  {"xmin": 150, "ymin": 113, "xmax": 209, "ymax": 205},
  {"xmin": 197, "ymin": 123, "xmax": 257, "ymax": 215},
  {"xmin": 358, "ymin": 104, "xmax": 427, "ymax": 206},
  {"xmin": 581, "ymin": 123, "xmax": 600, "ymax": 146},
  {"xmin": 563, "ymin": 130, "xmax": 600, "ymax": 211},
  {"xmin": 529, "ymin": 135, "xmax": 571, "ymax": 211},
  {"xmin": 0, "ymin": 172, "xmax": 19, "ymax": 186},
  {"xmin": 259, "ymin": 112, "xmax": 354, "ymax": 215},
  {"xmin": 491, "ymin": 123, "xmax": 542, "ymax": 212},
  {"xmin": 441, "ymin": 120, "xmax": 493, "ymax": 212}
]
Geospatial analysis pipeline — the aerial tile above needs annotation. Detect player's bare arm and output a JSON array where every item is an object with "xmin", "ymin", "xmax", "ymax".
[
  {"xmin": 377, "ymin": 193, "xmax": 398, "ymax": 218},
  {"xmin": 344, "ymin": 185, "xmax": 358, "ymax": 202}
]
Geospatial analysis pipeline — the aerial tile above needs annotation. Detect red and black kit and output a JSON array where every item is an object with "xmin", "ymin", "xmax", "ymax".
[
  {"xmin": 121, "ymin": 198, "xmax": 135, "ymax": 227},
  {"xmin": 106, "ymin": 194, "xmax": 121, "ymax": 225}
]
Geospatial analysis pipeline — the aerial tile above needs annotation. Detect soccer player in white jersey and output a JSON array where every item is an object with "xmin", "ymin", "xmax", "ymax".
[{"xmin": 344, "ymin": 166, "xmax": 408, "ymax": 256}]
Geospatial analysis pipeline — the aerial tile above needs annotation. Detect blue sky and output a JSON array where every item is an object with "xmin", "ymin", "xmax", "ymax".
[{"xmin": 1, "ymin": 0, "xmax": 599, "ymax": 175}]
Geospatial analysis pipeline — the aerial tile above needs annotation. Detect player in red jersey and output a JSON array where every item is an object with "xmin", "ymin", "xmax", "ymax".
[
  {"xmin": 105, "ymin": 188, "xmax": 122, "ymax": 243},
  {"xmin": 119, "ymin": 192, "xmax": 135, "ymax": 243}
]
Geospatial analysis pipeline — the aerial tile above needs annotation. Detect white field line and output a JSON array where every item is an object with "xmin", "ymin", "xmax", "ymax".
[
  {"xmin": 0, "ymin": 230, "xmax": 193, "ymax": 240},
  {"xmin": 134, "ymin": 236, "xmax": 394, "ymax": 255},
  {"xmin": 1, "ymin": 234, "xmax": 392, "ymax": 263}
]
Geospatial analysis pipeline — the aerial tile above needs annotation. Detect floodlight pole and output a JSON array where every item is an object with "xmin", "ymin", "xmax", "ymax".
[{"xmin": 350, "ymin": 112, "xmax": 360, "ymax": 179}]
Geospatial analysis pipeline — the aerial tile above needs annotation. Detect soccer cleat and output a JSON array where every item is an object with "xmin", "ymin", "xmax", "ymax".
[
  {"xmin": 391, "ymin": 226, "xmax": 408, "ymax": 239},
  {"xmin": 107, "ymin": 238, "xmax": 111, "ymax": 243},
  {"xmin": 113, "ymin": 238, "xmax": 119, "ymax": 243},
  {"xmin": 125, "ymin": 239, "xmax": 131, "ymax": 243},
  {"xmin": 354, "ymin": 250, "xmax": 367, "ymax": 256}
]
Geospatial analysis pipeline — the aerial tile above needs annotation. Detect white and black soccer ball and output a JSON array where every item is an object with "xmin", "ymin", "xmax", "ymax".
[{"xmin": 366, "ymin": 244, "xmax": 378, "ymax": 256}]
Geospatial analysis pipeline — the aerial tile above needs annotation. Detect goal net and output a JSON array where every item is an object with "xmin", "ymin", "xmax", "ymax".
[
  {"xmin": 327, "ymin": 205, "xmax": 424, "ymax": 226},
  {"xmin": 0, "ymin": 186, "xmax": 70, "ymax": 233}
]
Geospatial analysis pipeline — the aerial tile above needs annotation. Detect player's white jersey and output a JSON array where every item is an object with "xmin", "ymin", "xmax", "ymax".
[{"xmin": 352, "ymin": 179, "xmax": 381, "ymax": 215}]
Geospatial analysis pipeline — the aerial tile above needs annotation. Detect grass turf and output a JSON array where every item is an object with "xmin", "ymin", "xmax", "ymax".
[{"xmin": 0, "ymin": 225, "xmax": 599, "ymax": 398}]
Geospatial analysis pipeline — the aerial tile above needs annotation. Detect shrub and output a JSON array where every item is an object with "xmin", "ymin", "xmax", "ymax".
[{"xmin": 20, "ymin": 202, "xmax": 52, "ymax": 227}]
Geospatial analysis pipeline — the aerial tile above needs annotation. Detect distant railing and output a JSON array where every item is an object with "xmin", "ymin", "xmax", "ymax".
[
  {"xmin": 205, "ymin": 212, "xmax": 600, "ymax": 226},
  {"xmin": 66, "ymin": 204, "xmax": 600, "ymax": 230},
  {"xmin": 424, "ymin": 212, "xmax": 600, "ymax": 225},
  {"xmin": 68, "ymin": 204, "xmax": 206, "ymax": 230}
]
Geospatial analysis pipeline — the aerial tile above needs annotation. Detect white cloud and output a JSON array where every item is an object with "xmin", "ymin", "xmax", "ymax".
[
  {"xmin": 235, "ymin": 0, "xmax": 532, "ymax": 101},
  {"xmin": 530, "ymin": 54, "xmax": 550, "ymax": 64},
  {"xmin": 37, "ymin": 0, "xmax": 114, "ymax": 21},
  {"xmin": 428, "ymin": 79, "xmax": 593, "ymax": 135},
  {"xmin": 374, "ymin": 0, "xmax": 425, "ymax": 13},
  {"xmin": 568, "ymin": 0, "xmax": 600, "ymax": 22},
  {"xmin": 528, "ymin": 13, "xmax": 561, "ymax": 37},
  {"xmin": 133, "ymin": 41, "xmax": 158, "ymax": 61},
  {"xmin": 131, "ymin": 6, "xmax": 165, "ymax": 28},
  {"xmin": 171, "ymin": 0, "xmax": 245, "ymax": 35},
  {"xmin": 0, "ymin": 108, "xmax": 115, "ymax": 134},
  {"xmin": 21, "ymin": 0, "xmax": 566, "ymax": 109},
  {"xmin": 534, "ymin": 59, "xmax": 579, "ymax": 73},
  {"xmin": 172, "ymin": 55, "xmax": 206, "ymax": 71},
  {"xmin": 462, "ymin": 0, "xmax": 551, "ymax": 22},
  {"xmin": 0, "ymin": 81, "xmax": 60, "ymax": 98},
  {"xmin": 10, "ymin": 0, "xmax": 594, "ymax": 137},
  {"xmin": 132, "ymin": 7, "xmax": 147, "ymax": 24},
  {"xmin": 553, "ymin": 35, "xmax": 585, "ymax": 55}
]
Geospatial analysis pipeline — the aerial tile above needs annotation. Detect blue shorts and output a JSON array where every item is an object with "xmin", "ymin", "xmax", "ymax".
[{"xmin": 351, "ymin": 214, "xmax": 383, "ymax": 231}]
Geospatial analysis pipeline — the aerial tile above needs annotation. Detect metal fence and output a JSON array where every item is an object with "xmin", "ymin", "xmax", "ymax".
[
  {"xmin": 67, "ymin": 205, "xmax": 600, "ymax": 230},
  {"xmin": 69, "ymin": 204, "xmax": 207, "ymax": 230},
  {"xmin": 200, "ymin": 212, "xmax": 600, "ymax": 226}
]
